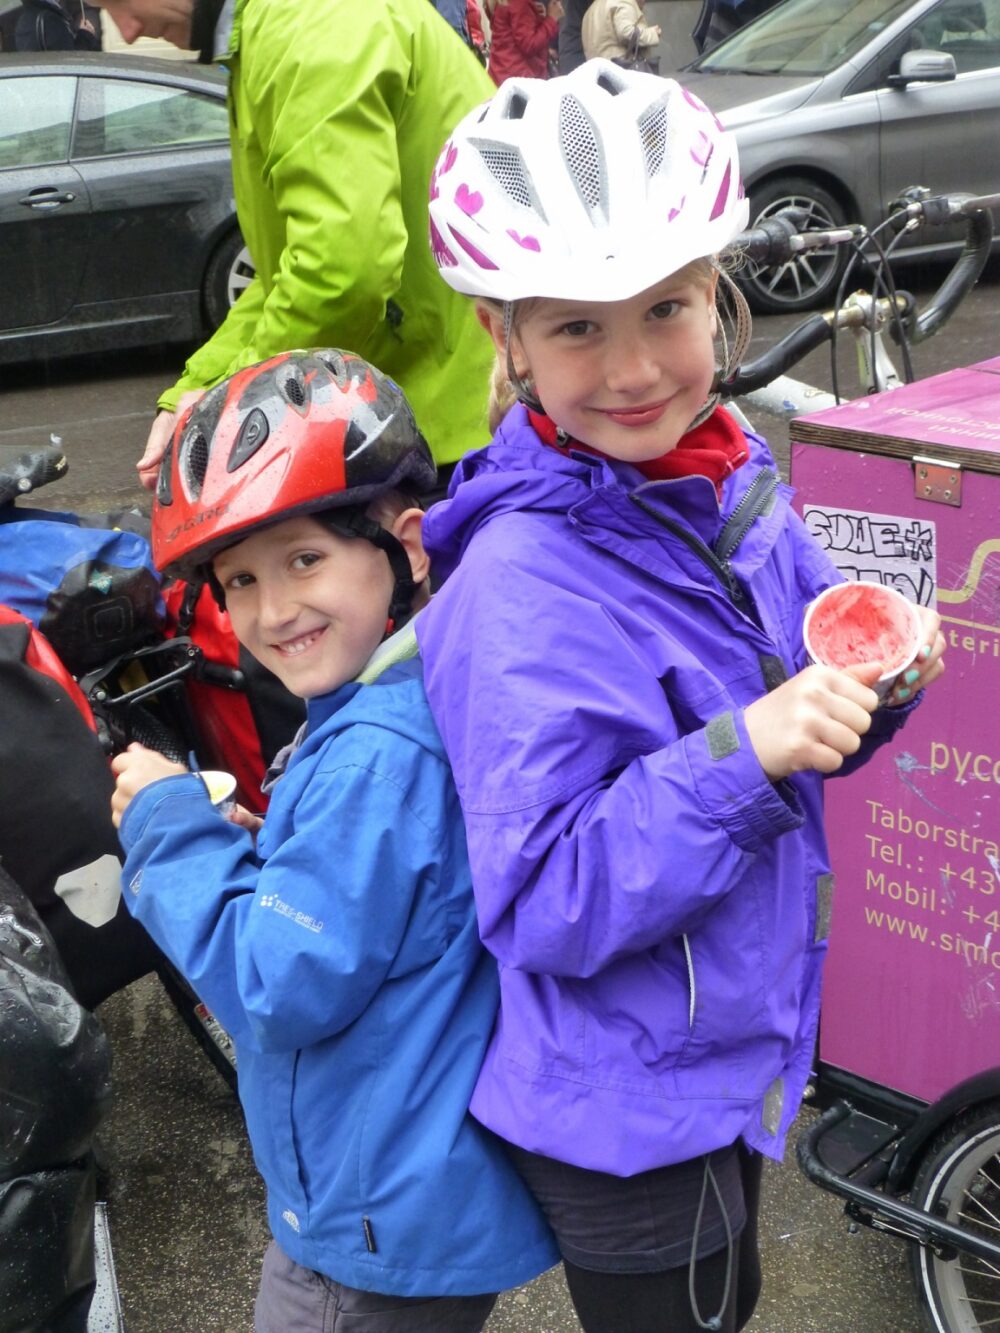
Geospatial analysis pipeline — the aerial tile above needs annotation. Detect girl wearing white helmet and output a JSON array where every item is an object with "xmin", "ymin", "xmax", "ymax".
[{"xmin": 418, "ymin": 62, "xmax": 945, "ymax": 1332}]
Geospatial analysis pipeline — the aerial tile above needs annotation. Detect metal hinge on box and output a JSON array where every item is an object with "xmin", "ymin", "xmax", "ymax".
[{"xmin": 913, "ymin": 456, "xmax": 962, "ymax": 507}]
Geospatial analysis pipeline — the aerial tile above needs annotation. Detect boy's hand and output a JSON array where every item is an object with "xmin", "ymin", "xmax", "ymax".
[
  {"xmin": 111, "ymin": 743, "xmax": 188, "ymax": 827},
  {"xmin": 744, "ymin": 662, "xmax": 881, "ymax": 780},
  {"xmin": 229, "ymin": 804, "xmax": 264, "ymax": 837}
]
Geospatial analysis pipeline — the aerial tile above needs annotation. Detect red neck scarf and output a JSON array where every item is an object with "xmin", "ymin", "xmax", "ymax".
[{"xmin": 527, "ymin": 405, "xmax": 750, "ymax": 497}]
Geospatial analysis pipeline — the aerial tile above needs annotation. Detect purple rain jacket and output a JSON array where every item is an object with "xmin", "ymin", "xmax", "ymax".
[{"xmin": 416, "ymin": 404, "xmax": 915, "ymax": 1176}]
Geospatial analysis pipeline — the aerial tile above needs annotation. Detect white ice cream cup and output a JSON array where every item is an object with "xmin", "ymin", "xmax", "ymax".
[
  {"xmin": 802, "ymin": 581, "xmax": 923, "ymax": 701},
  {"xmin": 198, "ymin": 770, "xmax": 238, "ymax": 817}
]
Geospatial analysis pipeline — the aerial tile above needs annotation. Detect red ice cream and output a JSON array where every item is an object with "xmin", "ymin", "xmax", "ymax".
[{"xmin": 804, "ymin": 583, "xmax": 919, "ymax": 675}]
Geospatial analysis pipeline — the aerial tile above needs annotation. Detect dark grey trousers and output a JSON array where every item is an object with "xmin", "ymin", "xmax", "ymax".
[{"xmin": 254, "ymin": 1241, "xmax": 498, "ymax": 1333}]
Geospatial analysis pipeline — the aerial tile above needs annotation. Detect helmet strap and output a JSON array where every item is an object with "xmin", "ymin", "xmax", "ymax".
[
  {"xmin": 689, "ymin": 267, "xmax": 753, "ymax": 432},
  {"xmin": 318, "ymin": 510, "xmax": 418, "ymax": 636},
  {"xmin": 503, "ymin": 302, "xmax": 544, "ymax": 413}
]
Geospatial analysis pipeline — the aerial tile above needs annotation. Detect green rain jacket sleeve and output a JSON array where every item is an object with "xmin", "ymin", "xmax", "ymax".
[{"xmin": 159, "ymin": 9, "xmax": 412, "ymax": 410}]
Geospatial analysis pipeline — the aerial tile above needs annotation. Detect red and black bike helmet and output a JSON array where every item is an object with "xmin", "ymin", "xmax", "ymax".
[{"xmin": 152, "ymin": 349, "xmax": 438, "ymax": 628}]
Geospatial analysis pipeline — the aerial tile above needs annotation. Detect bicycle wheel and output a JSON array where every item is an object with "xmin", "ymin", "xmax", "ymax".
[
  {"xmin": 910, "ymin": 1102, "xmax": 1000, "ymax": 1333},
  {"xmin": 156, "ymin": 960, "xmax": 238, "ymax": 1095}
]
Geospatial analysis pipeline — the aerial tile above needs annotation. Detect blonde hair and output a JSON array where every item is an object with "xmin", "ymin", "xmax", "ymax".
[{"xmin": 479, "ymin": 258, "xmax": 721, "ymax": 433}]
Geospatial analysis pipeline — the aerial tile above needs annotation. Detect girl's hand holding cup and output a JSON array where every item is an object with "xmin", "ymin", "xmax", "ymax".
[
  {"xmin": 883, "ymin": 603, "xmax": 945, "ymax": 706},
  {"xmin": 744, "ymin": 662, "xmax": 881, "ymax": 780},
  {"xmin": 745, "ymin": 586, "xmax": 947, "ymax": 780}
]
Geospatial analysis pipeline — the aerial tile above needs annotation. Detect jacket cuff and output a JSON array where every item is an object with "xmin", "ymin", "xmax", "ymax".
[
  {"xmin": 872, "ymin": 686, "xmax": 923, "ymax": 733},
  {"xmin": 118, "ymin": 773, "xmax": 208, "ymax": 853},
  {"xmin": 688, "ymin": 709, "xmax": 804, "ymax": 852}
]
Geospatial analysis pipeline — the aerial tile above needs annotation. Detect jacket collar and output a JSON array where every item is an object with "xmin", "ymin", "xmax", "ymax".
[{"xmin": 426, "ymin": 402, "xmax": 790, "ymax": 600}]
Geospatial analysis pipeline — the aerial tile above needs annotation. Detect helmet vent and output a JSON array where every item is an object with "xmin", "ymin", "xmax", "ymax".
[
  {"xmin": 182, "ymin": 429, "xmax": 209, "ymax": 499},
  {"xmin": 596, "ymin": 69, "xmax": 625, "ymax": 96},
  {"xmin": 284, "ymin": 374, "xmax": 306, "ymax": 407},
  {"xmin": 156, "ymin": 439, "xmax": 174, "ymax": 507},
  {"xmin": 506, "ymin": 92, "xmax": 528, "ymax": 120},
  {"xmin": 638, "ymin": 102, "xmax": 668, "ymax": 178},
  {"xmin": 227, "ymin": 407, "xmax": 270, "ymax": 473},
  {"xmin": 316, "ymin": 350, "xmax": 349, "ymax": 385},
  {"xmin": 558, "ymin": 95, "xmax": 607, "ymax": 218},
  {"xmin": 475, "ymin": 141, "xmax": 542, "ymax": 216}
]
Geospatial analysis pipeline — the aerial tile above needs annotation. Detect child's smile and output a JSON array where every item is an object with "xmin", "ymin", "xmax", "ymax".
[
  {"xmin": 509, "ymin": 272, "xmax": 719, "ymax": 462},
  {"xmin": 597, "ymin": 398, "xmax": 676, "ymax": 429},
  {"xmin": 213, "ymin": 517, "xmax": 395, "ymax": 700}
]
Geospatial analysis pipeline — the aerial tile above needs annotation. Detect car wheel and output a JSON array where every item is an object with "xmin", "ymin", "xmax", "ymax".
[
  {"xmin": 739, "ymin": 177, "xmax": 852, "ymax": 315},
  {"xmin": 909, "ymin": 1101, "xmax": 1000, "ymax": 1333},
  {"xmin": 203, "ymin": 230, "xmax": 255, "ymax": 329}
]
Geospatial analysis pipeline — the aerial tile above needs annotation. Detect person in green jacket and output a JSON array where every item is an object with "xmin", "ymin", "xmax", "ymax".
[{"xmin": 93, "ymin": 0, "xmax": 496, "ymax": 486}]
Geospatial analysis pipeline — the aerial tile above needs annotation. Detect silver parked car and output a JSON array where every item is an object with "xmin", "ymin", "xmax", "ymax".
[{"xmin": 680, "ymin": 0, "xmax": 1000, "ymax": 311}]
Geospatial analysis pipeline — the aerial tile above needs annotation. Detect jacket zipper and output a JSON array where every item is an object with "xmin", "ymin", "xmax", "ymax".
[{"xmin": 629, "ymin": 469, "xmax": 779, "ymax": 611}]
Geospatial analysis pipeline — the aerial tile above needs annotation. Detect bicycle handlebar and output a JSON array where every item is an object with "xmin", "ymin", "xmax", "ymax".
[
  {"xmin": 898, "ymin": 198, "xmax": 994, "ymax": 344},
  {"xmin": 721, "ymin": 187, "xmax": 997, "ymax": 397},
  {"xmin": 730, "ymin": 214, "xmax": 866, "ymax": 267}
]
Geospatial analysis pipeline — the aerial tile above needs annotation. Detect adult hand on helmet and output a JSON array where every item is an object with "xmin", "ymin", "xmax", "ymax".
[
  {"xmin": 137, "ymin": 390, "xmax": 205, "ymax": 491},
  {"xmin": 743, "ymin": 662, "xmax": 881, "ymax": 780}
]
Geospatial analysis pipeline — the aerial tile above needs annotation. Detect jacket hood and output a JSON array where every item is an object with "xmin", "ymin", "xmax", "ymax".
[{"xmin": 422, "ymin": 403, "xmax": 758, "ymax": 581}]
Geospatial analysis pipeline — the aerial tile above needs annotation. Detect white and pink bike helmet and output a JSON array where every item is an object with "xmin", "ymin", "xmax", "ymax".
[{"xmin": 428, "ymin": 60, "xmax": 749, "ymax": 305}]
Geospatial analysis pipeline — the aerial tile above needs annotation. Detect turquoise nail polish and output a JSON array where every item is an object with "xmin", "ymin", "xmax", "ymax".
[
  {"xmin": 904, "ymin": 668, "xmax": 920, "ymax": 686},
  {"xmin": 896, "ymin": 687, "xmax": 911, "ymax": 701},
  {"xmin": 920, "ymin": 645, "xmax": 931, "ymax": 659}
]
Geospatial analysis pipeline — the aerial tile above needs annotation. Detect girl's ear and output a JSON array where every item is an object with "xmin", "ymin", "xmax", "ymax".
[
  {"xmin": 390, "ymin": 507, "xmax": 431, "ymax": 587},
  {"xmin": 475, "ymin": 301, "xmax": 506, "ymax": 354}
]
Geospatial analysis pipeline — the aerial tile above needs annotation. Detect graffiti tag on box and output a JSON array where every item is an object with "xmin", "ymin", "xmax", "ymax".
[{"xmin": 802, "ymin": 504, "xmax": 937, "ymax": 607}]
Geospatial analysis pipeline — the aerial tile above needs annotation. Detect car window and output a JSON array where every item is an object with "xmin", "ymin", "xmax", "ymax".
[
  {"xmin": 73, "ymin": 78, "xmax": 228, "ymax": 158},
  {"xmin": 695, "ymin": 0, "xmax": 914, "ymax": 74},
  {"xmin": 0, "ymin": 76, "xmax": 75, "ymax": 169},
  {"xmin": 910, "ymin": 0, "xmax": 1000, "ymax": 71}
]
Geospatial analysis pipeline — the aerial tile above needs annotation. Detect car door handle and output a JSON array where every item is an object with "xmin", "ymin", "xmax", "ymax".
[{"xmin": 19, "ymin": 189, "xmax": 76, "ymax": 210}]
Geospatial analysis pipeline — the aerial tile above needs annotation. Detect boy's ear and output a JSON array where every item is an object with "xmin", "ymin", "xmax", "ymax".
[{"xmin": 390, "ymin": 507, "xmax": 431, "ymax": 587}]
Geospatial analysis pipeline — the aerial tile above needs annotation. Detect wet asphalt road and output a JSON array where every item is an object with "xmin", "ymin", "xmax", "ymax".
[{"xmin": 4, "ymin": 258, "xmax": 999, "ymax": 1332}]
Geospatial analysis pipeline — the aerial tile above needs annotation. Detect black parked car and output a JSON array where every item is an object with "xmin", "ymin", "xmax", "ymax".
[{"xmin": 0, "ymin": 53, "xmax": 253, "ymax": 365}]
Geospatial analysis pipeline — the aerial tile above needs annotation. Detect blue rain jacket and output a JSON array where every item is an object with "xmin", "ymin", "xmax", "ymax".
[{"xmin": 117, "ymin": 654, "xmax": 557, "ymax": 1295}]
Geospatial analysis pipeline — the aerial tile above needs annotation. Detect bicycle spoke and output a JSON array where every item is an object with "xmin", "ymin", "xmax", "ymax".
[
  {"xmin": 956, "ymin": 1165, "xmax": 1000, "ymax": 1232},
  {"xmin": 955, "ymin": 1203, "xmax": 1000, "ymax": 1236},
  {"xmin": 955, "ymin": 1259, "xmax": 1000, "ymax": 1280}
]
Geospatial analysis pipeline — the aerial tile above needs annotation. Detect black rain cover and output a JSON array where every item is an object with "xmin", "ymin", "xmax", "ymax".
[{"xmin": 0, "ymin": 865, "xmax": 112, "ymax": 1332}]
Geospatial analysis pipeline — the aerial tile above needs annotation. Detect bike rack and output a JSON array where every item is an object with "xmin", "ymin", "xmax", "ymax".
[{"xmin": 798, "ymin": 1102, "xmax": 1000, "ymax": 1267}]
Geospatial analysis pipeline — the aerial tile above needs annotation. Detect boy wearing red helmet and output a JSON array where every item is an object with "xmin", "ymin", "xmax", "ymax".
[{"xmin": 110, "ymin": 350, "xmax": 556, "ymax": 1332}]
